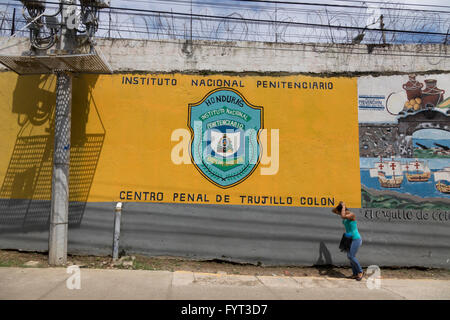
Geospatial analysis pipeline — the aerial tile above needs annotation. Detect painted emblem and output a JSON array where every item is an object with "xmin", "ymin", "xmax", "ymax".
[{"xmin": 188, "ymin": 88, "xmax": 264, "ymax": 188}]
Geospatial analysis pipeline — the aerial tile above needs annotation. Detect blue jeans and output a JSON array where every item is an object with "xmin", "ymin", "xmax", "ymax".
[{"xmin": 347, "ymin": 238, "xmax": 363, "ymax": 275}]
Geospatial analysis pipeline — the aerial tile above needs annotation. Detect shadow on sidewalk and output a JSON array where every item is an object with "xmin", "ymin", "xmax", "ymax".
[{"xmin": 314, "ymin": 265, "xmax": 347, "ymax": 279}]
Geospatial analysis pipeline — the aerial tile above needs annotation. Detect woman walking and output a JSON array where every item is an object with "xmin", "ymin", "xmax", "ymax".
[{"xmin": 332, "ymin": 201, "xmax": 363, "ymax": 281}]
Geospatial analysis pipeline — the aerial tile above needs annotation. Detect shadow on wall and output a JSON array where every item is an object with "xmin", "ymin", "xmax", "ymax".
[
  {"xmin": 314, "ymin": 241, "xmax": 347, "ymax": 278},
  {"xmin": 0, "ymin": 74, "xmax": 106, "ymax": 234}
]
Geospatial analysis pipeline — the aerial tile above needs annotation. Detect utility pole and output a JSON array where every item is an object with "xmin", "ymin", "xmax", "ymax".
[
  {"xmin": 48, "ymin": 71, "xmax": 71, "ymax": 265},
  {"xmin": 1, "ymin": 1, "xmax": 112, "ymax": 265},
  {"xmin": 48, "ymin": 0, "xmax": 76, "ymax": 266}
]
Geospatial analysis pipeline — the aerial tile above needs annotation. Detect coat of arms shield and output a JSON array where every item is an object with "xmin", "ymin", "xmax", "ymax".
[{"xmin": 188, "ymin": 88, "xmax": 264, "ymax": 188}]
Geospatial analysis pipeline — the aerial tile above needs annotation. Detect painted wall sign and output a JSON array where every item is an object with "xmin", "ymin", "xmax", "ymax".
[
  {"xmin": 0, "ymin": 73, "xmax": 360, "ymax": 208},
  {"xmin": 358, "ymin": 95, "xmax": 385, "ymax": 110},
  {"xmin": 188, "ymin": 88, "xmax": 263, "ymax": 188}
]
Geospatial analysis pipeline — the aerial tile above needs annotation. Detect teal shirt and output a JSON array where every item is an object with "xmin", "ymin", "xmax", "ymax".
[{"xmin": 343, "ymin": 219, "xmax": 361, "ymax": 240}]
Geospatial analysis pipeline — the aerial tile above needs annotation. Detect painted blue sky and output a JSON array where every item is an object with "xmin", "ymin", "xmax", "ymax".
[{"xmin": 413, "ymin": 129, "xmax": 450, "ymax": 140}]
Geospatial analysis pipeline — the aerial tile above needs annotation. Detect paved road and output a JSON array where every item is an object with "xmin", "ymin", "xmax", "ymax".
[{"xmin": 0, "ymin": 267, "xmax": 449, "ymax": 300}]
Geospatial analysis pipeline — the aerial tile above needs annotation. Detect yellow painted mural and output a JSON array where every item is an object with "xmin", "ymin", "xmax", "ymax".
[{"xmin": 0, "ymin": 72, "xmax": 361, "ymax": 208}]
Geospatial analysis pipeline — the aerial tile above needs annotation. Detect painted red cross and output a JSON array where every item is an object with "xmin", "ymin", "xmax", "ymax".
[
  {"xmin": 414, "ymin": 161, "xmax": 420, "ymax": 170},
  {"xmin": 379, "ymin": 163, "xmax": 384, "ymax": 170},
  {"xmin": 390, "ymin": 162, "xmax": 396, "ymax": 170}
]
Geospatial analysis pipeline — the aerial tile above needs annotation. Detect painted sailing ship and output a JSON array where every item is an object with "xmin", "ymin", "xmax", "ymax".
[
  {"xmin": 434, "ymin": 167, "xmax": 450, "ymax": 194},
  {"xmin": 402, "ymin": 159, "xmax": 431, "ymax": 182},
  {"xmin": 369, "ymin": 157, "xmax": 404, "ymax": 188}
]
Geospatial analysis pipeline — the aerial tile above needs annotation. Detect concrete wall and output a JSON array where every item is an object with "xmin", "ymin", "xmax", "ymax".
[
  {"xmin": 1, "ymin": 37, "xmax": 449, "ymax": 74},
  {"xmin": 1, "ymin": 202, "xmax": 449, "ymax": 268},
  {"xmin": 0, "ymin": 38, "xmax": 449, "ymax": 269}
]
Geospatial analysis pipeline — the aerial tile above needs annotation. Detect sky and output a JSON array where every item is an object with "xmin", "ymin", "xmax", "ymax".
[
  {"xmin": 104, "ymin": 0, "xmax": 450, "ymax": 43},
  {"xmin": 0, "ymin": 0, "xmax": 449, "ymax": 44},
  {"xmin": 113, "ymin": 0, "xmax": 450, "ymax": 15}
]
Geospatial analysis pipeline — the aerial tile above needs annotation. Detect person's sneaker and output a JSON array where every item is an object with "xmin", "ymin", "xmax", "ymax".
[{"xmin": 355, "ymin": 273, "xmax": 364, "ymax": 281}]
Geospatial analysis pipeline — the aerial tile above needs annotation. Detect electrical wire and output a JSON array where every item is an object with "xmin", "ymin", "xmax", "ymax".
[
  {"xmin": 22, "ymin": 0, "xmax": 446, "ymax": 37},
  {"xmin": 0, "ymin": 0, "xmax": 448, "ymax": 48}
]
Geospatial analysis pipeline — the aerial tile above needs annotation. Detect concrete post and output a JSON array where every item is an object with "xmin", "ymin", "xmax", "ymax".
[
  {"xmin": 49, "ymin": 71, "xmax": 72, "ymax": 265},
  {"xmin": 48, "ymin": 0, "xmax": 77, "ymax": 266},
  {"xmin": 112, "ymin": 202, "xmax": 123, "ymax": 261}
]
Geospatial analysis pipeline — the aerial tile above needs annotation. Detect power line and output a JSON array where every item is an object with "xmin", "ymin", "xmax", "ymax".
[
  {"xmin": 2, "ymin": 24, "xmax": 448, "ymax": 57},
  {"xmin": 98, "ymin": 12, "xmax": 446, "ymax": 36},
  {"xmin": 7, "ymin": 15, "xmax": 441, "ymax": 45},
  {"xmin": 323, "ymin": 0, "xmax": 450, "ymax": 10},
  {"xmin": 1, "ymin": 0, "xmax": 448, "ymax": 46},
  {"xmin": 14, "ymin": 0, "xmax": 445, "ymax": 36},
  {"xmin": 5, "ymin": 0, "xmax": 450, "ymax": 14},
  {"xmin": 4, "ymin": 1, "xmax": 450, "ymax": 24},
  {"xmin": 230, "ymin": 0, "xmax": 450, "ymax": 14},
  {"xmin": 121, "ymin": 0, "xmax": 450, "ymax": 24},
  {"xmin": 112, "ymin": 0, "xmax": 450, "ymax": 14}
]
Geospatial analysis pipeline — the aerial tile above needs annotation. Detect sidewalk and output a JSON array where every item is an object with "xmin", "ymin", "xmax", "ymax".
[{"xmin": 1, "ymin": 267, "xmax": 449, "ymax": 300}]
